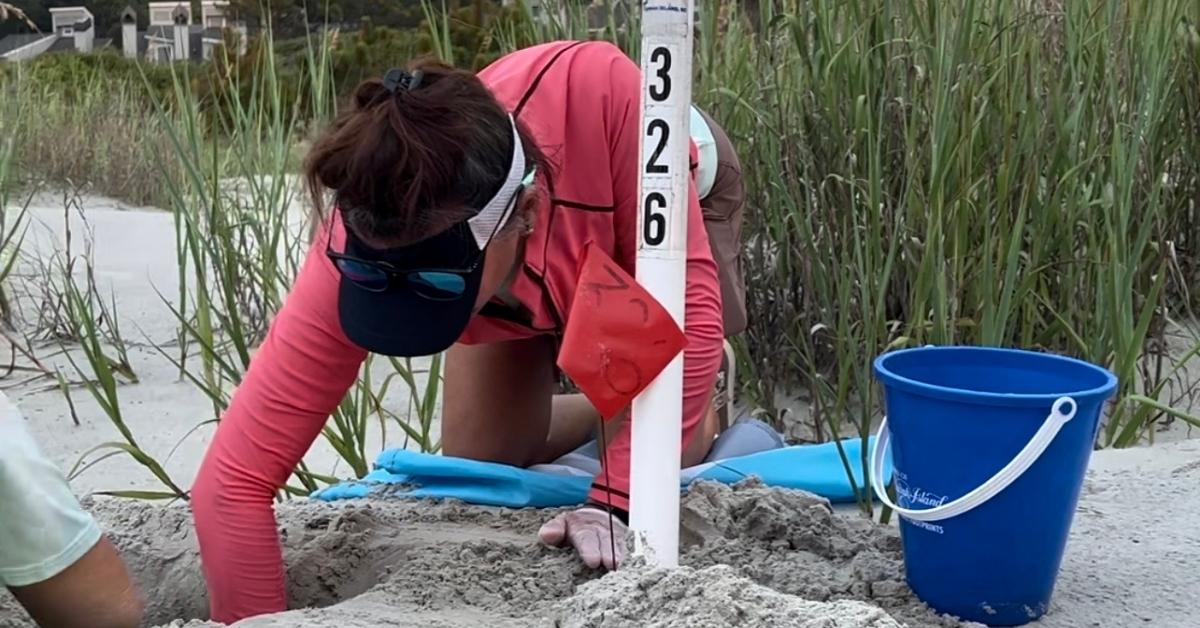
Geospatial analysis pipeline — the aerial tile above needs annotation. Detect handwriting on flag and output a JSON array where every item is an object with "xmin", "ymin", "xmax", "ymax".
[{"xmin": 557, "ymin": 242, "xmax": 687, "ymax": 420}]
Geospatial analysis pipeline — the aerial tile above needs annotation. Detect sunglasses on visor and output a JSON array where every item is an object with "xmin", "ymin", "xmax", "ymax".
[
  {"xmin": 327, "ymin": 249, "xmax": 481, "ymax": 301},
  {"xmin": 326, "ymin": 167, "xmax": 536, "ymax": 301}
]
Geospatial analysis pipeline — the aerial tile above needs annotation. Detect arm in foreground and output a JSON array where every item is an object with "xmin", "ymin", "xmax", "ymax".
[
  {"xmin": 9, "ymin": 537, "xmax": 144, "ymax": 628},
  {"xmin": 0, "ymin": 398, "xmax": 143, "ymax": 628},
  {"xmin": 190, "ymin": 227, "xmax": 368, "ymax": 623}
]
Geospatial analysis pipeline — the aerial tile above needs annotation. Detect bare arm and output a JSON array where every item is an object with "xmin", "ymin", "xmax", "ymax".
[
  {"xmin": 0, "ymin": 397, "xmax": 144, "ymax": 628},
  {"xmin": 9, "ymin": 536, "xmax": 143, "ymax": 628}
]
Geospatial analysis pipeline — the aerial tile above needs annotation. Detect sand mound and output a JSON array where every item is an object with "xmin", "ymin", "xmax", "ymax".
[
  {"xmin": 1, "ymin": 480, "xmax": 972, "ymax": 628},
  {"xmin": 677, "ymin": 480, "xmax": 968, "ymax": 627},
  {"xmin": 557, "ymin": 561, "xmax": 903, "ymax": 628}
]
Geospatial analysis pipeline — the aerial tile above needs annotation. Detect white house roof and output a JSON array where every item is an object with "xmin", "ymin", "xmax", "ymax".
[{"xmin": 0, "ymin": 34, "xmax": 51, "ymax": 57}]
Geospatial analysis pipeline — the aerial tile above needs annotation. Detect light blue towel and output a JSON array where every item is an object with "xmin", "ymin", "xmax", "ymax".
[
  {"xmin": 311, "ymin": 449, "xmax": 593, "ymax": 507},
  {"xmin": 684, "ymin": 437, "xmax": 881, "ymax": 503},
  {"xmin": 311, "ymin": 436, "xmax": 892, "ymax": 507}
]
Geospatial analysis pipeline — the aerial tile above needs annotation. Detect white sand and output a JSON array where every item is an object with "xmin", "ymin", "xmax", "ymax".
[
  {"xmin": 1037, "ymin": 439, "xmax": 1200, "ymax": 627},
  {"xmin": 0, "ymin": 195, "xmax": 1197, "ymax": 627}
]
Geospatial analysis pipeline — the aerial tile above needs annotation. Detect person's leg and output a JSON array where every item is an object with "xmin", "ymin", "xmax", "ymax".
[
  {"xmin": 443, "ymin": 336, "xmax": 686, "ymax": 467},
  {"xmin": 546, "ymin": 392, "xmax": 714, "ymax": 466},
  {"xmin": 588, "ymin": 403, "xmax": 720, "ymax": 468},
  {"xmin": 546, "ymin": 393, "xmax": 604, "ymax": 461},
  {"xmin": 441, "ymin": 336, "xmax": 559, "ymax": 466}
]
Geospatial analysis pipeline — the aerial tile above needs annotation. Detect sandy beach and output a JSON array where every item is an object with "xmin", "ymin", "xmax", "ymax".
[
  {"xmin": 1, "ymin": 444, "xmax": 1197, "ymax": 628},
  {"xmin": 1, "ymin": 197, "xmax": 1197, "ymax": 627}
]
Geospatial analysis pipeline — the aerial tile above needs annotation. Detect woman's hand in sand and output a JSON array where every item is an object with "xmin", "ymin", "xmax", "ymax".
[{"xmin": 537, "ymin": 506, "xmax": 627, "ymax": 570}]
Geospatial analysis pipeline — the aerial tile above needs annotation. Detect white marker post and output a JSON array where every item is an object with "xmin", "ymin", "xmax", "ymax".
[{"xmin": 629, "ymin": 0, "xmax": 695, "ymax": 567}]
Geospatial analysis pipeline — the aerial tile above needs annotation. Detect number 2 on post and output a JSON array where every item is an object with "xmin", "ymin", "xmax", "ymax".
[
  {"xmin": 645, "ymin": 121, "xmax": 669, "ymax": 174},
  {"xmin": 642, "ymin": 45, "xmax": 673, "ymax": 251}
]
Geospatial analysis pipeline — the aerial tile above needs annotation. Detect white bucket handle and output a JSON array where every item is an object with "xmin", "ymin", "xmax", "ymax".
[{"xmin": 869, "ymin": 396, "xmax": 1077, "ymax": 522}]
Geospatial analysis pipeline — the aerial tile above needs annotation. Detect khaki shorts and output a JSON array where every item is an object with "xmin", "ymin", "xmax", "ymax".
[{"xmin": 695, "ymin": 108, "xmax": 747, "ymax": 338}]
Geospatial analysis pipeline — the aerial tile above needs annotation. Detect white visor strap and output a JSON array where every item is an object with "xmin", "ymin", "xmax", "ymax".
[{"xmin": 466, "ymin": 114, "xmax": 526, "ymax": 250}]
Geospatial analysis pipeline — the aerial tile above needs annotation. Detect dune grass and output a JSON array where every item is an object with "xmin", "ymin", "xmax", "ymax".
[
  {"xmin": 691, "ymin": 0, "xmax": 1200, "ymax": 458},
  {"xmin": 0, "ymin": 58, "xmax": 185, "ymax": 207},
  {"xmin": 698, "ymin": 0, "xmax": 1200, "ymax": 512},
  {"xmin": 0, "ymin": 114, "xmax": 28, "ymax": 328},
  {"xmin": 0, "ymin": 29, "xmax": 438, "ymax": 498}
]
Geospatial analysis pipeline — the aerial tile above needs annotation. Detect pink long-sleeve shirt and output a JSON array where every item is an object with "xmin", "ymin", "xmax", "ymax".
[{"xmin": 190, "ymin": 40, "xmax": 724, "ymax": 623}]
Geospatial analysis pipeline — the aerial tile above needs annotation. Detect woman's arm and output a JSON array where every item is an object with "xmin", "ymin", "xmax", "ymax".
[
  {"xmin": 588, "ymin": 42, "xmax": 726, "ymax": 513},
  {"xmin": 190, "ymin": 222, "xmax": 367, "ymax": 623}
]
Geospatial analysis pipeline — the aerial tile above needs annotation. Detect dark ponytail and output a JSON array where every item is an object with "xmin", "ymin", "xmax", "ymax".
[{"xmin": 304, "ymin": 57, "xmax": 549, "ymax": 247}]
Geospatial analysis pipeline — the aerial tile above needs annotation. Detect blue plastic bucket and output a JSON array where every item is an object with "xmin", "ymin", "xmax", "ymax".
[{"xmin": 869, "ymin": 346, "xmax": 1117, "ymax": 626}]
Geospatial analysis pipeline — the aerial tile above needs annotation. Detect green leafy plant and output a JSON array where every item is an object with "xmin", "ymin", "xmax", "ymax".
[{"xmin": 56, "ymin": 244, "xmax": 179, "ymax": 499}]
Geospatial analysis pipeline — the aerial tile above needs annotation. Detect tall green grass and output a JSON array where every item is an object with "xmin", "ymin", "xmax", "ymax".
[
  {"xmin": 684, "ymin": 0, "xmax": 1200, "ymax": 511},
  {"xmin": 695, "ymin": 1, "xmax": 1200, "ymax": 448},
  {"xmin": 0, "ymin": 112, "xmax": 28, "ymax": 327},
  {"xmin": 59, "ymin": 273, "xmax": 179, "ymax": 500},
  {"xmin": 0, "ymin": 58, "xmax": 184, "ymax": 207}
]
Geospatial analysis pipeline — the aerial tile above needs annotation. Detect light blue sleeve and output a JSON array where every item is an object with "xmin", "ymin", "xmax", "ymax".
[{"xmin": 0, "ymin": 394, "xmax": 102, "ymax": 587}]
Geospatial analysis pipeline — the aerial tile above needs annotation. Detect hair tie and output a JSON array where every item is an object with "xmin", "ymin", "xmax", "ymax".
[{"xmin": 383, "ymin": 68, "xmax": 424, "ymax": 94}]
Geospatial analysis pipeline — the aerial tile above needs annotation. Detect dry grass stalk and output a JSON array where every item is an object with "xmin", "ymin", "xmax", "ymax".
[{"xmin": 0, "ymin": 2, "xmax": 37, "ymax": 31}]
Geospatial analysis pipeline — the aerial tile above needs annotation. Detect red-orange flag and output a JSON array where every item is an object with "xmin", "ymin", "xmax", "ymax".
[{"xmin": 556, "ymin": 242, "xmax": 688, "ymax": 421}]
